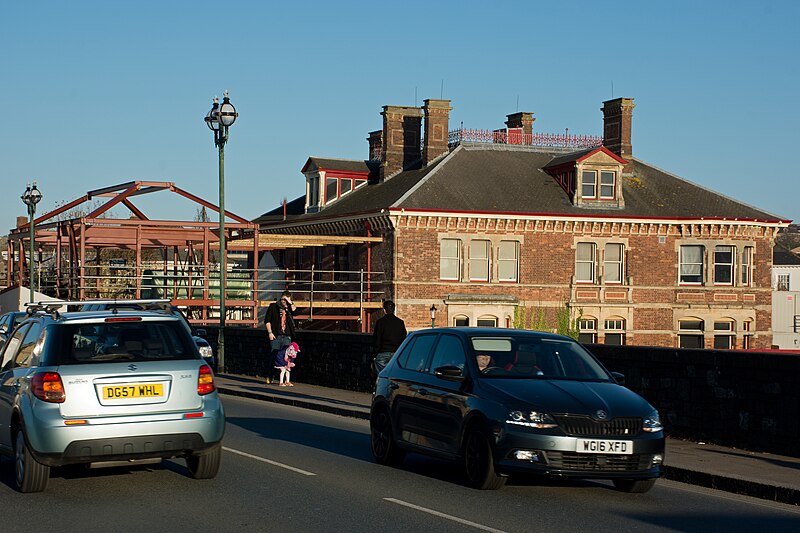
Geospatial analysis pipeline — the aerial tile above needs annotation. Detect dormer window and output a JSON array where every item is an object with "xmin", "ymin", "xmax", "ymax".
[
  {"xmin": 323, "ymin": 177, "xmax": 367, "ymax": 206},
  {"xmin": 544, "ymin": 146, "xmax": 626, "ymax": 209},
  {"xmin": 302, "ymin": 157, "xmax": 373, "ymax": 213}
]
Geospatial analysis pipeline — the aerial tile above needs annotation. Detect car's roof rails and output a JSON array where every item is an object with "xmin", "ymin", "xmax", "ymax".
[{"xmin": 26, "ymin": 299, "xmax": 173, "ymax": 318}]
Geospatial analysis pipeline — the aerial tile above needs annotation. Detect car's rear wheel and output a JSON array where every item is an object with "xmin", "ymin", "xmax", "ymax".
[
  {"xmin": 463, "ymin": 428, "xmax": 506, "ymax": 490},
  {"xmin": 613, "ymin": 478, "xmax": 656, "ymax": 493},
  {"xmin": 186, "ymin": 443, "xmax": 222, "ymax": 479},
  {"xmin": 15, "ymin": 430, "xmax": 50, "ymax": 493},
  {"xmin": 370, "ymin": 408, "xmax": 405, "ymax": 466}
]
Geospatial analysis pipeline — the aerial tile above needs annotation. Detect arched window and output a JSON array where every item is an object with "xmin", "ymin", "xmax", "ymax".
[
  {"xmin": 476, "ymin": 315, "xmax": 498, "ymax": 328},
  {"xmin": 453, "ymin": 315, "xmax": 469, "ymax": 327},
  {"xmin": 579, "ymin": 317, "xmax": 597, "ymax": 343},
  {"xmin": 679, "ymin": 318, "xmax": 704, "ymax": 349},
  {"xmin": 713, "ymin": 318, "xmax": 736, "ymax": 350},
  {"xmin": 604, "ymin": 317, "xmax": 626, "ymax": 345}
]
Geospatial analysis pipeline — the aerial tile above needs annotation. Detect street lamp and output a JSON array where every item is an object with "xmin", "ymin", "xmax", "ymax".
[
  {"xmin": 430, "ymin": 304, "xmax": 437, "ymax": 328},
  {"xmin": 205, "ymin": 90, "xmax": 238, "ymax": 373},
  {"xmin": 21, "ymin": 182, "xmax": 43, "ymax": 303}
]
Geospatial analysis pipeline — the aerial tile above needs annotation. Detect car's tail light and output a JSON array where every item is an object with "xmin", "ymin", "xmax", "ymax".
[
  {"xmin": 32, "ymin": 372, "xmax": 66, "ymax": 403},
  {"xmin": 197, "ymin": 364, "xmax": 215, "ymax": 395}
]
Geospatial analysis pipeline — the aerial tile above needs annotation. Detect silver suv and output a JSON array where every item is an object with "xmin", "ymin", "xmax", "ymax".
[{"xmin": 0, "ymin": 302, "xmax": 225, "ymax": 492}]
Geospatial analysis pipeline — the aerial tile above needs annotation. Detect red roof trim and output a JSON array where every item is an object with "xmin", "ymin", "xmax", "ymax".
[
  {"xmin": 301, "ymin": 158, "xmax": 371, "ymax": 176},
  {"xmin": 317, "ymin": 169, "xmax": 371, "ymax": 179},
  {"xmin": 576, "ymin": 146, "xmax": 628, "ymax": 164}
]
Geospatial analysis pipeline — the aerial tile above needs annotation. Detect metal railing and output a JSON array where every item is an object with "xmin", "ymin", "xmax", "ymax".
[{"xmin": 448, "ymin": 127, "xmax": 603, "ymax": 150}]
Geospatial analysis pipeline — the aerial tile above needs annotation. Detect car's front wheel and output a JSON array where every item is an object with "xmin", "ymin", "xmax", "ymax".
[
  {"xmin": 370, "ymin": 407, "xmax": 405, "ymax": 466},
  {"xmin": 15, "ymin": 430, "xmax": 50, "ymax": 493},
  {"xmin": 186, "ymin": 443, "xmax": 222, "ymax": 479},
  {"xmin": 613, "ymin": 478, "xmax": 657, "ymax": 493},
  {"xmin": 463, "ymin": 428, "xmax": 506, "ymax": 490}
]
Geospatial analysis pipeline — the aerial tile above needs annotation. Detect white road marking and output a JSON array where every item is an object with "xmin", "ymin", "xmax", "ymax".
[
  {"xmin": 223, "ymin": 446, "xmax": 317, "ymax": 476},
  {"xmin": 384, "ymin": 498, "xmax": 507, "ymax": 533}
]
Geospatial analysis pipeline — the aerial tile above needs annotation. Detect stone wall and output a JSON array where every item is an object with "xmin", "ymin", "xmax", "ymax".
[{"xmin": 206, "ymin": 326, "xmax": 800, "ymax": 456}]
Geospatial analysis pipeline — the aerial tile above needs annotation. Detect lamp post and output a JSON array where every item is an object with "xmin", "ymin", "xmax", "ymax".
[
  {"xmin": 205, "ymin": 91, "xmax": 238, "ymax": 373},
  {"xmin": 430, "ymin": 304, "xmax": 437, "ymax": 328},
  {"xmin": 21, "ymin": 182, "xmax": 43, "ymax": 303}
]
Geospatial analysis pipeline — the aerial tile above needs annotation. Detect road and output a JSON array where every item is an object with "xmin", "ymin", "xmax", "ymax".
[{"xmin": 1, "ymin": 396, "xmax": 799, "ymax": 532}]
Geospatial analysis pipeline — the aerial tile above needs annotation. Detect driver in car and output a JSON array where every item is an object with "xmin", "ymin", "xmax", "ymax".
[{"xmin": 476, "ymin": 353, "xmax": 493, "ymax": 372}]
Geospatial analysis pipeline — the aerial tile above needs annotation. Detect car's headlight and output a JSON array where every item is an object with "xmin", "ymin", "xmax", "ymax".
[
  {"xmin": 506, "ymin": 410, "xmax": 557, "ymax": 429},
  {"xmin": 199, "ymin": 346, "xmax": 213, "ymax": 358},
  {"xmin": 643, "ymin": 410, "xmax": 663, "ymax": 433}
]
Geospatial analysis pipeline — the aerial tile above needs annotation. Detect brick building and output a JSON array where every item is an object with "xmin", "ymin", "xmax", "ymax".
[{"xmin": 257, "ymin": 97, "xmax": 790, "ymax": 349}]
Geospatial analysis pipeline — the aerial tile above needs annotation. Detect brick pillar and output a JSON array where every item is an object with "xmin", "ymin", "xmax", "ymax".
[
  {"xmin": 505, "ymin": 112, "xmax": 535, "ymax": 136},
  {"xmin": 422, "ymin": 99, "xmax": 452, "ymax": 165},
  {"xmin": 601, "ymin": 98, "xmax": 635, "ymax": 160},
  {"xmin": 381, "ymin": 105, "xmax": 423, "ymax": 180},
  {"xmin": 367, "ymin": 130, "xmax": 382, "ymax": 161}
]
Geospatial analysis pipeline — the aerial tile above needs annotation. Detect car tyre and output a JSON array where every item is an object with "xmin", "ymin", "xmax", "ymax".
[
  {"xmin": 613, "ymin": 478, "xmax": 656, "ymax": 493},
  {"xmin": 463, "ymin": 428, "xmax": 506, "ymax": 490},
  {"xmin": 186, "ymin": 443, "xmax": 222, "ymax": 479},
  {"xmin": 370, "ymin": 407, "xmax": 405, "ymax": 466},
  {"xmin": 15, "ymin": 430, "xmax": 50, "ymax": 493}
]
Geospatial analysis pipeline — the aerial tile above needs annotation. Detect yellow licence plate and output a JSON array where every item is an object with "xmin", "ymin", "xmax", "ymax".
[{"xmin": 102, "ymin": 383, "xmax": 164, "ymax": 399}]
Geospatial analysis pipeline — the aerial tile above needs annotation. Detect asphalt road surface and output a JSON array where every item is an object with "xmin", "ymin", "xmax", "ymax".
[{"xmin": 1, "ymin": 396, "xmax": 799, "ymax": 532}]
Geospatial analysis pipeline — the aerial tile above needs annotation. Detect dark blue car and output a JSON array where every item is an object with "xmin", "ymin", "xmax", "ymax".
[{"xmin": 370, "ymin": 328, "xmax": 664, "ymax": 492}]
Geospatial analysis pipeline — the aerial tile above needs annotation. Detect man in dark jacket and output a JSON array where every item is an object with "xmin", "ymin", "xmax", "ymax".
[
  {"xmin": 373, "ymin": 300, "xmax": 407, "ymax": 374},
  {"xmin": 266, "ymin": 290, "xmax": 297, "ymax": 352}
]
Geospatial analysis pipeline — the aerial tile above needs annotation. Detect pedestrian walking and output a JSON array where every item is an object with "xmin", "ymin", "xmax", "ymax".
[{"xmin": 372, "ymin": 300, "xmax": 407, "ymax": 374}]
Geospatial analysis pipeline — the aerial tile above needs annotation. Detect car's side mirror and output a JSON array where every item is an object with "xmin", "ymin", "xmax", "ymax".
[
  {"xmin": 434, "ymin": 365, "xmax": 465, "ymax": 382},
  {"xmin": 195, "ymin": 328, "xmax": 207, "ymax": 338},
  {"xmin": 610, "ymin": 372, "xmax": 625, "ymax": 386}
]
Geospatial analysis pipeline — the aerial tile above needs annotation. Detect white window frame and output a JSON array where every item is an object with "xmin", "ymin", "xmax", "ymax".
[
  {"xmin": 679, "ymin": 319, "xmax": 704, "ymax": 348},
  {"xmin": 581, "ymin": 170, "xmax": 597, "ymax": 199},
  {"xmin": 470, "ymin": 240, "xmax": 491, "ymax": 282},
  {"xmin": 680, "ymin": 245, "xmax": 705, "ymax": 285},
  {"xmin": 604, "ymin": 318, "xmax": 626, "ymax": 345},
  {"xmin": 776, "ymin": 273, "xmax": 790, "ymax": 291},
  {"xmin": 439, "ymin": 239, "xmax": 461, "ymax": 281},
  {"xmin": 498, "ymin": 240, "xmax": 519, "ymax": 283},
  {"xmin": 324, "ymin": 177, "xmax": 338, "ymax": 205},
  {"xmin": 476, "ymin": 316, "xmax": 497, "ymax": 328},
  {"xmin": 742, "ymin": 320, "xmax": 753, "ymax": 349},
  {"xmin": 713, "ymin": 321, "xmax": 735, "ymax": 349},
  {"xmin": 579, "ymin": 318, "xmax": 597, "ymax": 344},
  {"xmin": 603, "ymin": 243, "xmax": 624, "ymax": 284},
  {"xmin": 575, "ymin": 242, "xmax": 596, "ymax": 284},
  {"xmin": 599, "ymin": 171, "xmax": 616, "ymax": 199},
  {"xmin": 740, "ymin": 246, "xmax": 753, "ymax": 286},
  {"xmin": 714, "ymin": 245, "xmax": 735, "ymax": 286},
  {"xmin": 453, "ymin": 316, "xmax": 469, "ymax": 327}
]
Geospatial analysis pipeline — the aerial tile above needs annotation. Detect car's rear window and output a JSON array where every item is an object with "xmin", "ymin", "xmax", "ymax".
[{"xmin": 42, "ymin": 320, "xmax": 199, "ymax": 365}]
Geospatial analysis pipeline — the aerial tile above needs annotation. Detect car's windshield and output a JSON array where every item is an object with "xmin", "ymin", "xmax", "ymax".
[
  {"xmin": 43, "ymin": 320, "xmax": 198, "ymax": 365},
  {"xmin": 471, "ymin": 335, "xmax": 610, "ymax": 381}
]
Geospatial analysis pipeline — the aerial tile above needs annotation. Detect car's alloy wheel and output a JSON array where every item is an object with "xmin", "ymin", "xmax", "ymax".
[
  {"xmin": 613, "ymin": 478, "xmax": 656, "ymax": 493},
  {"xmin": 15, "ymin": 430, "xmax": 50, "ymax": 493},
  {"xmin": 463, "ymin": 428, "xmax": 506, "ymax": 490},
  {"xmin": 186, "ymin": 443, "xmax": 222, "ymax": 479},
  {"xmin": 370, "ymin": 408, "xmax": 404, "ymax": 466}
]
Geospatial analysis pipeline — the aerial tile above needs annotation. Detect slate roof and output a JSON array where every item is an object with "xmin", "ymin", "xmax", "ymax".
[
  {"xmin": 303, "ymin": 157, "xmax": 379, "ymax": 175},
  {"xmin": 258, "ymin": 144, "xmax": 787, "ymax": 226},
  {"xmin": 774, "ymin": 244, "xmax": 800, "ymax": 266}
]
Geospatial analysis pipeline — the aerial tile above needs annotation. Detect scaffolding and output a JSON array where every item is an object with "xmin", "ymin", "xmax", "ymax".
[{"xmin": 6, "ymin": 181, "xmax": 386, "ymax": 330}]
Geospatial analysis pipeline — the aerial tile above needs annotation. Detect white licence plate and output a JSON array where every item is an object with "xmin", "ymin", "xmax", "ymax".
[{"xmin": 576, "ymin": 439, "xmax": 633, "ymax": 455}]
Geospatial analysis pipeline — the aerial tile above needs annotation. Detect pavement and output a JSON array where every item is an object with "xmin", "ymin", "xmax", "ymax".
[{"xmin": 216, "ymin": 374, "xmax": 800, "ymax": 506}]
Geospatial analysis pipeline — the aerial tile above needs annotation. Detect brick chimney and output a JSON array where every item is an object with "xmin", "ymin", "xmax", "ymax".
[
  {"xmin": 367, "ymin": 130, "xmax": 382, "ymax": 161},
  {"xmin": 380, "ymin": 105, "xmax": 423, "ymax": 180},
  {"xmin": 422, "ymin": 99, "xmax": 452, "ymax": 165},
  {"xmin": 16, "ymin": 216, "xmax": 27, "ymax": 228},
  {"xmin": 601, "ymin": 97, "xmax": 635, "ymax": 160},
  {"xmin": 505, "ymin": 112, "xmax": 535, "ymax": 137}
]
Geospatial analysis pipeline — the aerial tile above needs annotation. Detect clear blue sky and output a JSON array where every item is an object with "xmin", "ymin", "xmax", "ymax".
[{"xmin": 3, "ymin": 0, "xmax": 798, "ymax": 234}]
